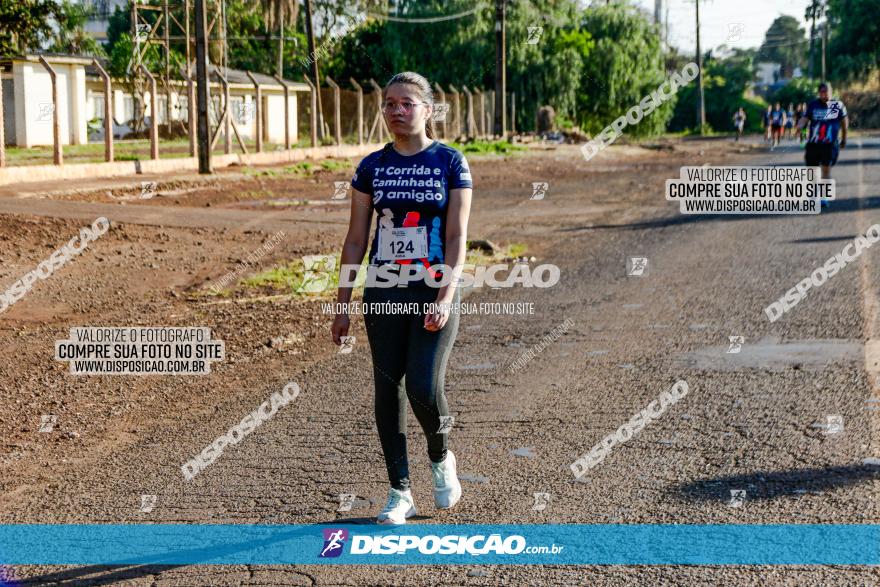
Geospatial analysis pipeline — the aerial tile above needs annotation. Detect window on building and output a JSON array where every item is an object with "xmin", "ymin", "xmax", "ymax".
[
  {"xmin": 153, "ymin": 95, "xmax": 167, "ymax": 124},
  {"xmin": 123, "ymin": 96, "xmax": 135, "ymax": 123},
  {"xmin": 92, "ymin": 95, "xmax": 105, "ymax": 120},
  {"xmin": 231, "ymin": 96, "xmax": 246, "ymax": 124}
]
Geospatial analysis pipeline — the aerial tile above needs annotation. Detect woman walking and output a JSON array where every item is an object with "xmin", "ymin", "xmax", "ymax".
[{"xmin": 331, "ymin": 71, "xmax": 473, "ymax": 525}]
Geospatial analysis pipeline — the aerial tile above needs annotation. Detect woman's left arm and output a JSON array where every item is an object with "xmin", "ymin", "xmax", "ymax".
[{"xmin": 424, "ymin": 186, "xmax": 472, "ymax": 331}]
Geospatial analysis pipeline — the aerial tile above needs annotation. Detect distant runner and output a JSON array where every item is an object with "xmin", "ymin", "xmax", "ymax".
[
  {"xmin": 769, "ymin": 102, "xmax": 786, "ymax": 149},
  {"xmin": 797, "ymin": 82, "xmax": 848, "ymax": 208},
  {"xmin": 762, "ymin": 105, "xmax": 773, "ymax": 143},
  {"xmin": 798, "ymin": 102, "xmax": 809, "ymax": 144},
  {"xmin": 785, "ymin": 103, "xmax": 795, "ymax": 140},
  {"xmin": 732, "ymin": 107, "xmax": 746, "ymax": 142}
]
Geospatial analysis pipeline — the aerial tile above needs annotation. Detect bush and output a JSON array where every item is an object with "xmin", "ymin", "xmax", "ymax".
[{"xmin": 771, "ymin": 77, "xmax": 820, "ymax": 107}]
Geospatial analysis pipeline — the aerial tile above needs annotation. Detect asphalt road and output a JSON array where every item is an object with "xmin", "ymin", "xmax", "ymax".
[{"xmin": 4, "ymin": 135, "xmax": 880, "ymax": 585}]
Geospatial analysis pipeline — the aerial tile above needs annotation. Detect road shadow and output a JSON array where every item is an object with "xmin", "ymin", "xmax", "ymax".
[
  {"xmin": 675, "ymin": 463, "xmax": 880, "ymax": 503},
  {"xmin": 787, "ymin": 235, "xmax": 857, "ymax": 244},
  {"xmin": 562, "ymin": 195, "xmax": 880, "ymax": 233},
  {"xmin": 777, "ymin": 158, "xmax": 880, "ymax": 167},
  {"xmin": 10, "ymin": 564, "xmax": 188, "ymax": 586},
  {"xmin": 10, "ymin": 516, "xmax": 421, "ymax": 585}
]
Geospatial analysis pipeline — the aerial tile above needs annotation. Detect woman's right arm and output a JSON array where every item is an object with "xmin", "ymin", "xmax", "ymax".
[{"xmin": 331, "ymin": 188, "xmax": 372, "ymax": 345}]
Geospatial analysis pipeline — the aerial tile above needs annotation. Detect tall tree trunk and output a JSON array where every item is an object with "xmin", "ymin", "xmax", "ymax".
[
  {"xmin": 277, "ymin": 1, "xmax": 284, "ymax": 77},
  {"xmin": 809, "ymin": 18, "xmax": 816, "ymax": 78}
]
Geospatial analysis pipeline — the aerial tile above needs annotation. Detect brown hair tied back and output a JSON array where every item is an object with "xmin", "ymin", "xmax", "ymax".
[{"xmin": 383, "ymin": 71, "xmax": 436, "ymax": 140}]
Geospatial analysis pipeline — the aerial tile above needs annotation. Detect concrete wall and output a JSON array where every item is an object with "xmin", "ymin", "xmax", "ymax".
[
  {"xmin": 2, "ymin": 77, "xmax": 14, "ymax": 146},
  {"xmin": 11, "ymin": 61, "xmax": 87, "ymax": 147},
  {"xmin": 69, "ymin": 65, "xmax": 87, "ymax": 145},
  {"xmin": 264, "ymin": 93, "xmax": 298, "ymax": 144},
  {"xmin": 16, "ymin": 73, "xmax": 303, "ymax": 145},
  {"xmin": 0, "ymin": 142, "xmax": 382, "ymax": 186},
  {"xmin": 209, "ymin": 88, "xmax": 298, "ymax": 144}
]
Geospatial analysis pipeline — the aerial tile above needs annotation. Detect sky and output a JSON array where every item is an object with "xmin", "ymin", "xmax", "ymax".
[{"xmin": 633, "ymin": 0, "xmax": 814, "ymax": 55}]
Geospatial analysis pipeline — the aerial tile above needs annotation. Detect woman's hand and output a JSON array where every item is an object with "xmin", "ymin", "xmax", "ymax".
[
  {"xmin": 424, "ymin": 301, "xmax": 451, "ymax": 332},
  {"xmin": 331, "ymin": 313, "xmax": 351, "ymax": 345}
]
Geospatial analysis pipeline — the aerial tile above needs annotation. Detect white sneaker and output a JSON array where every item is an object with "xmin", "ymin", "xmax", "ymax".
[
  {"xmin": 376, "ymin": 488, "xmax": 416, "ymax": 525},
  {"xmin": 431, "ymin": 450, "xmax": 462, "ymax": 509}
]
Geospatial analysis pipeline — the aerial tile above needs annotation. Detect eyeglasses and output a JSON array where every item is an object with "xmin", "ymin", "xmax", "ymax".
[{"xmin": 381, "ymin": 101, "xmax": 428, "ymax": 115}]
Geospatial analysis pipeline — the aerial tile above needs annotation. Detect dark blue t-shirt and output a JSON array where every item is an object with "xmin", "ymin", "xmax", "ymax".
[
  {"xmin": 805, "ymin": 98, "xmax": 847, "ymax": 144},
  {"xmin": 770, "ymin": 109, "xmax": 784, "ymax": 125},
  {"xmin": 350, "ymin": 140, "xmax": 472, "ymax": 282}
]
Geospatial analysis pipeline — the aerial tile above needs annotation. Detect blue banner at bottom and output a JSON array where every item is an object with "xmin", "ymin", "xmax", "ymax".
[{"xmin": 0, "ymin": 524, "xmax": 878, "ymax": 565}]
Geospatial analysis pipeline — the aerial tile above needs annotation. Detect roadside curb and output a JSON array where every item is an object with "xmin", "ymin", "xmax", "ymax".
[{"xmin": 0, "ymin": 143, "xmax": 386, "ymax": 187}]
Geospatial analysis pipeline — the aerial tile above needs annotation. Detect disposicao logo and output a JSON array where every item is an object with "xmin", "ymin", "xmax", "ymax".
[{"xmin": 319, "ymin": 528, "xmax": 349, "ymax": 558}]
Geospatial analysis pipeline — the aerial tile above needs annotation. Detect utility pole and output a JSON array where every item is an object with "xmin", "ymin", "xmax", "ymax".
[
  {"xmin": 277, "ymin": 2, "xmax": 284, "ymax": 78},
  {"xmin": 821, "ymin": 21, "xmax": 827, "ymax": 81},
  {"xmin": 194, "ymin": 0, "xmax": 211, "ymax": 172},
  {"xmin": 304, "ymin": 0, "xmax": 324, "ymax": 141},
  {"xmin": 694, "ymin": 0, "xmax": 705, "ymax": 134},
  {"xmin": 654, "ymin": 0, "xmax": 664, "ymax": 50},
  {"xmin": 493, "ymin": 0, "xmax": 506, "ymax": 137}
]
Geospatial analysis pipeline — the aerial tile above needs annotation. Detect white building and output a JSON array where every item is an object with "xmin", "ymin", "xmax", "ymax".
[
  {"xmin": 81, "ymin": 0, "xmax": 129, "ymax": 43},
  {"xmin": 2, "ymin": 54, "xmax": 308, "ymax": 148},
  {"xmin": 1, "ymin": 55, "xmax": 91, "ymax": 148},
  {"xmin": 755, "ymin": 62, "xmax": 782, "ymax": 86}
]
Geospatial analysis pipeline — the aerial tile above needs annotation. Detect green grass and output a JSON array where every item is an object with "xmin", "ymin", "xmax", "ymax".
[
  {"xmin": 465, "ymin": 242, "xmax": 528, "ymax": 266},
  {"xmin": 240, "ymin": 261, "xmax": 307, "ymax": 290},
  {"xmin": 241, "ymin": 158, "xmax": 351, "ymax": 178},
  {"xmin": 234, "ymin": 254, "xmax": 365, "ymax": 299},
  {"xmin": 1, "ymin": 137, "xmax": 354, "ymax": 167},
  {"xmin": 319, "ymin": 158, "xmax": 352, "ymax": 172},
  {"xmin": 210, "ymin": 242, "xmax": 528, "ymax": 300},
  {"xmin": 446, "ymin": 139, "xmax": 526, "ymax": 155}
]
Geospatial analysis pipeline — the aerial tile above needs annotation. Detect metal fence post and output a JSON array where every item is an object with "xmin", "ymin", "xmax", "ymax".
[
  {"xmin": 350, "ymin": 78, "xmax": 363, "ymax": 145},
  {"xmin": 302, "ymin": 75, "xmax": 318, "ymax": 147},
  {"xmin": 245, "ymin": 71, "xmax": 263, "ymax": 152},
  {"xmin": 138, "ymin": 64, "xmax": 159, "ymax": 160},
  {"xmin": 325, "ymin": 76, "xmax": 341, "ymax": 145},
  {"xmin": 37, "ymin": 56, "xmax": 62, "ymax": 165}
]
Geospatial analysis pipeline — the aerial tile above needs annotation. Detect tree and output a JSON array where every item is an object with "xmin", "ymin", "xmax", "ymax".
[
  {"xmin": 0, "ymin": 0, "xmax": 58, "ymax": 56},
  {"xmin": 226, "ymin": 0, "xmax": 306, "ymax": 77},
  {"xmin": 772, "ymin": 76, "xmax": 820, "ymax": 106},
  {"xmin": 48, "ymin": 0, "xmax": 107, "ymax": 57},
  {"xmin": 248, "ymin": 0, "xmax": 299, "ymax": 76},
  {"xmin": 325, "ymin": 0, "xmax": 590, "ymax": 133},
  {"xmin": 577, "ymin": 2, "xmax": 671, "ymax": 137},
  {"xmin": 670, "ymin": 48, "xmax": 765, "ymax": 133},
  {"xmin": 757, "ymin": 15, "xmax": 808, "ymax": 78},
  {"xmin": 827, "ymin": 0, "xmax": 880, "ymax": 82},
  {"xmin": 805, "ymin": 0, "xmax": 826, "ymax": 77}
]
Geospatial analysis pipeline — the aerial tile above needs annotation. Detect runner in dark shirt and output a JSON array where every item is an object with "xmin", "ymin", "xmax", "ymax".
[
  {"xmin": 332, "ymin": 71, "xmax": 472, "ymax": 525},
  {"xmin": 351, "ymin": 141, "xmax": 471, "ymax": 279},
  {"xmin": 769, "ymin": 102, "xmax": 786, "ymax": 149},
  {"xmin": 797, "ymin": 82, "xmax": 848, "ymax": 207},
  {"xmin": 785, "ymin": 103, "xmax": 795, "ymax": 140},
  {"xmin": 762, "ymin": 105, "xmax": 773, "ymax": 144}
]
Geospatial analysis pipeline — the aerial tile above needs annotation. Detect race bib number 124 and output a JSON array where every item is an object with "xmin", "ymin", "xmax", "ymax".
[{"xmin": 378, "ymin": 226, "xmax": 428, "ymax": 261}]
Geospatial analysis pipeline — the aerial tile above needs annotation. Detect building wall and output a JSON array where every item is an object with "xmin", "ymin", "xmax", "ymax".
[
  {"xmin": 2, "ymin": 77, "xmax": 14, "ymax": 146},
  {"xmin": 36, "ymin": 75, "xmax": 302, "ymax": 145},
  {"xmin": 222, "ymin": 90, "xmax": 298, "ymax": 145},
  {"xmin": 11, "ymin": 61, "xmax": 87, "ymax": 148},
  {"xmin": 264, "ymin": 92, "xmax": 297, "ymax": 144},
  {"xmin": 69, "ymin": 65, "xmax": 87, "ymax": 145}
]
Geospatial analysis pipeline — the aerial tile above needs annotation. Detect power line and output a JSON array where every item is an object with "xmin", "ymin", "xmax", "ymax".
[{"xmin": 365, "ymin": 4, "xmax": 490, "ymax": 23}]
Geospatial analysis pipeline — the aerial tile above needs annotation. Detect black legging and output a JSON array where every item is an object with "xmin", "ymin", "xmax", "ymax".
[{"xmin": 363, "ymin": 285, "xmax": 460, "ymax": 491}]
